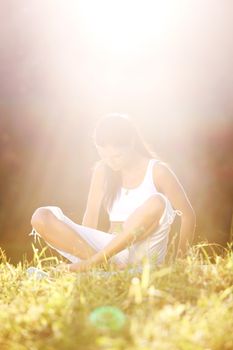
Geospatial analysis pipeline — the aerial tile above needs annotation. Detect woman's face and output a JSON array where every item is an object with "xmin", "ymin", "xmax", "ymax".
[{"xmin": 95, "ymin": 144, "xmax": 133, "ymax": 171}]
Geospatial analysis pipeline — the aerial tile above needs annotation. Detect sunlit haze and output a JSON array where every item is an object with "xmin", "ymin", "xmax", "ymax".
[{"xmin": 0, "ymin": 0, "xmax": 232, "ymax": 259}]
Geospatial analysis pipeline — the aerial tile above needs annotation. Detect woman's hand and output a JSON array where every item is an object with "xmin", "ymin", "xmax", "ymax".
[
  {"xmin": 52, "ymin": 260, "xmax": 128, "ymax": 274},
  {"xmin": 52, "ymin": 260, "xmax": 92, "ymax": 274},
  {"xmin": 69, "ymin": 260, "xmax": 94, "ymax": 272},
  {"xmin": 110, "ymin": 261, "xmax": 128, "ymax": 270},
  {"xmin": 52, "ymin": 262, "xmax": 72, "ymax": 273}
]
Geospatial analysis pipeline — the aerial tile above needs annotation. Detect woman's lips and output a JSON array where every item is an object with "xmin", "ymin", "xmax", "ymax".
[{"xmin": 111, "ymin": 164, "xmax": 120, "ymax": 170}]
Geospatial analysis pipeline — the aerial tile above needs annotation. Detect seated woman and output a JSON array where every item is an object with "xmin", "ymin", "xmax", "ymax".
[{"xmin": 30, "ymin": 113, "xmax": 196, "ymax": 272}]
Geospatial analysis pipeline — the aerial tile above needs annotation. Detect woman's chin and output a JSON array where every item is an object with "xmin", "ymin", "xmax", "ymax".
[{"xmin": 111, "ymin": 165, "xmax": 121, "ymax": 171}]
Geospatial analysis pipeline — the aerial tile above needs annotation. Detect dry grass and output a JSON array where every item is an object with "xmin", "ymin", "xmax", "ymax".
[{"xmin": 0, "ymin": 241, "xmax": 232, "ymax": 350}]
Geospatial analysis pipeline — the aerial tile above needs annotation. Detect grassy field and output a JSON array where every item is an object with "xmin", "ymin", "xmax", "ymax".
[{"xmin": 0, "ymin": 243, "xmax": 232, "ymax": 350}]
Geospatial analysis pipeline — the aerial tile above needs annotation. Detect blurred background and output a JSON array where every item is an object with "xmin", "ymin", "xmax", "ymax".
[{"xmin": 0, "ymin": 0, "xmax": 232, "ymax": 264}]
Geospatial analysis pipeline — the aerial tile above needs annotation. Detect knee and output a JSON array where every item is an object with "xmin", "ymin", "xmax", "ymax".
[{"xmin": 30, "ymin": 207, "xmax": 55, "ymax": 229}]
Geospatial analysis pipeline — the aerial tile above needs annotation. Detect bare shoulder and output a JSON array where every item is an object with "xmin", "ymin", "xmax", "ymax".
[
  {"xmin": 152, "ymin": 159, "xmax": 196, "ymax": 217},
  {"xmin": 152, "ymin": 160, "xmax": 176, "ymax": 191}
]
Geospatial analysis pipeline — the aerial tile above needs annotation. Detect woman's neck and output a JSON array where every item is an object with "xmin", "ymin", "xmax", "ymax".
[{"xmin": 120, "ymin": 154, "xmax": 150, "ymax": 177}]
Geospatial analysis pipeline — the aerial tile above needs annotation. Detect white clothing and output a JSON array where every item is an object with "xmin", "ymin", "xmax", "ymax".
[
  {"xmin": 108, "ymin": 159, "xmax": 174, "ymax": 224},
  {"xmin": 30, "ymin": 159, "xmax": 182, "ymax": 268}
]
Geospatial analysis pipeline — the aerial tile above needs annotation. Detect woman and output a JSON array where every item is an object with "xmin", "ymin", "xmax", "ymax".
[{"xmin": 30, "ymin": 113, "xmax": 196, "ymax": 272}]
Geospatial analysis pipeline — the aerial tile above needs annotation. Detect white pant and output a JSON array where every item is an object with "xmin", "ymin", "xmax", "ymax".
[{"xmin": 30, "ymin": 194, "xmax": 182, "ymax": 268}]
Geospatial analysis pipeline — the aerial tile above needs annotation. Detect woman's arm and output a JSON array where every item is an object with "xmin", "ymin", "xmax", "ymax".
[
  {"xmin": 67, "ymin": 196, "xmax": 165, "ymax": 272},
  {"xmin": 154, "ymin": 162, "xmax": 196, "ymax": 258},
  {"xmin": 82, "ymin": 160, "xmax": 106, "ymax": 229},
  {"xmin": 89, "ymin": 197, "xmax": 164, "ymax": 265},
  {"xmin": 176, "ymin": 213, "xmax": 196, "ymax": 258}
]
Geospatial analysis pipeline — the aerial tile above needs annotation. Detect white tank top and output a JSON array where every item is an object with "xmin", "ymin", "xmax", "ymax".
[{"xmin": 108, "ymin": 158, "xmax": 167, "ymax": 222}]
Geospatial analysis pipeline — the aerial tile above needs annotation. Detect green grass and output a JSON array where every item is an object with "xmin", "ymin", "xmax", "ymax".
[{"xmin": 0, "ymin": 242, "xmax": 233, "ymax": 350}]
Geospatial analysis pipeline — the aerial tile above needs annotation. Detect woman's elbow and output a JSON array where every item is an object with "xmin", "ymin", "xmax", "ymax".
[{"xmin": 181, "ymin": 206, "xmax": 196, "ymax": 223}]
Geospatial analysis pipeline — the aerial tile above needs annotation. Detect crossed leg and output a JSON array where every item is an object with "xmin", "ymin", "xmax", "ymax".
[
  {"xmin": 30, "ymin": 194, "xmax": 166, "ymax": 262},
  {"xmin": 31, "ymin": 207, "xmax": 98, "ymax": 260}
]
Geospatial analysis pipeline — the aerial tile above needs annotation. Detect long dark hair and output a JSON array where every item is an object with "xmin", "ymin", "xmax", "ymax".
[{"xmin": 91, "ymin": 113, "xmax": 164, "ymax": 214}]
